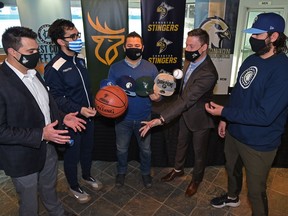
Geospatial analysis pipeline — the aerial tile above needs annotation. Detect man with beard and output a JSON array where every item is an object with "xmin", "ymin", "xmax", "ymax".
[{"xmin": 205, "ymin": 13, "xmax": 288, "ymax": 216}]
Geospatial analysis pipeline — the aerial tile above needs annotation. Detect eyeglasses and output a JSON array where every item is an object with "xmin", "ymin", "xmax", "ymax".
[{"xmin": 62, "ymin": 32, "xmax": 81, "ymax": 41}]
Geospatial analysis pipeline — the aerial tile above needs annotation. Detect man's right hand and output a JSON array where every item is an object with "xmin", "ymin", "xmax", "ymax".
[
  {"xmin": 43, "ymin": 120, "xmax": 70, "ymax": 144},
  {"xmin": 81, "ymin": 107, "xmax": 97, "ymax": 118},
  {"xmin": 218, "ymin": 120, "xmax": 227, "ymax": 138}
]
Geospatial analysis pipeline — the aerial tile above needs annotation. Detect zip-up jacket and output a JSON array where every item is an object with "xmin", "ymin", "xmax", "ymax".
[{"xmin": 44, "ymin": 51, "xmax": 93, "ymax": 115}]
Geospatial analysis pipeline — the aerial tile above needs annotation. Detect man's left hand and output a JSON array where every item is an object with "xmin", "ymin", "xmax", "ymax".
[{"xmin": 64, "ymin": 112, "xmax": 86, "ymax": 132}]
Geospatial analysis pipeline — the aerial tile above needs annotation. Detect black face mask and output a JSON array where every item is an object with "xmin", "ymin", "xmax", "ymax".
[
  {"xmin": 185, "ymin": 49, "xmax": 201, "ymax": 62},
  {"xmin": 249, "ymin": 37, "xmax": 270, "ymax": 55},
  {"xmin": 16, "ymin": 52, "xmax": 40, "ymax": 69},
  {"xmin": 125, "ymin": 48, "xmax": 142, "ymax": 60}
]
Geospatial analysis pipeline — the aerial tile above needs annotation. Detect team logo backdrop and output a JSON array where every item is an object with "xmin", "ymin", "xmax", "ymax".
[
  {"xmin": 141, "ymin": 0, "xmax": 186, "ymax": 74},
  {"xmin": 81, "ymin": 0, "xmax": 128, "ymax": 96},
  {"xmin": 195, "ymin": 0, "xmax": 240, "ymax": 94}
]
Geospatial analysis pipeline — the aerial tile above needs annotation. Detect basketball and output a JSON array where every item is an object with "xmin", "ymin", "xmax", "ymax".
[{"xmin": 95, "ymin": 85, "xmax": 128, "ymax": 118}]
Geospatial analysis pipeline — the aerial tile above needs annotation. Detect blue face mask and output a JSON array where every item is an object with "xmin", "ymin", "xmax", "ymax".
[{"xmin": 68, "ymin": 38, "xmax": 83, "ymax": 53}]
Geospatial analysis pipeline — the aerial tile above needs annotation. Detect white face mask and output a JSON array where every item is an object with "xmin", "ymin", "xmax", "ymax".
[{"xmin": 68, "ymin": 38, "xmax": 83, "ymax": 53}]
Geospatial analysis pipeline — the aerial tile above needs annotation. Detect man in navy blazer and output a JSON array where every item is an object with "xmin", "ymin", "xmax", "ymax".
[
  {"xmin": 0, "ymin": 26, "xmax": 85, "ymax": 216},
  {"xmin": 140, "ymin": 28, "xmax": 218, "ymax": 197}
]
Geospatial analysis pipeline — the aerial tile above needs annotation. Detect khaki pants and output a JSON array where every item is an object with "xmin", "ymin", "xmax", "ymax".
[{"xmin": 225, "ymin": 131, "xmax": 277, "ymax": 216}]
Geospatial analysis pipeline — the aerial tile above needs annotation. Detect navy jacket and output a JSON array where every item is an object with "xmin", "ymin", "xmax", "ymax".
[{"xmin": 44, "ymin": 51, "xmax": 93, "ymax": 115}]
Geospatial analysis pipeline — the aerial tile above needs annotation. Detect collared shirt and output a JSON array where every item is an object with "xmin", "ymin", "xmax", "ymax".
[
  {"xmin": 5, "ymin": 60, "xmax": 51, "ymax": 125},
  {"xmin": 182, "ymin": 55, "xmax": 207, "ymax": 90}
]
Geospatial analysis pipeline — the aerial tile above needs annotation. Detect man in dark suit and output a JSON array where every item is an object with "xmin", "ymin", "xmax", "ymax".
[
  {"xmin": 140, "ymin": 28, "xmax": 218, "ymax": 197},
  {"xmin": 0, "ymin": 26, "xmax": 86, "ymax": 216}
]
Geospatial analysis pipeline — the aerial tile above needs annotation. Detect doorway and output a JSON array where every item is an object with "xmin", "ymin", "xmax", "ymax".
[{"xmin": 230, "ymin": 0, "xmax": 288, "ymax": 87}]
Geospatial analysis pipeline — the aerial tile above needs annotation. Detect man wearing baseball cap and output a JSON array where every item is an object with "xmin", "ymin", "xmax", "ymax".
[{"xmin": 205, "ymin": 12, "xmax": 288, "ymax": 216}]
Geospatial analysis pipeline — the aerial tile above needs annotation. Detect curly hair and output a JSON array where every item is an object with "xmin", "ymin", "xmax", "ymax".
[{"xmin": 48, "ymin": 19, "xmax": 75, "ymax": 47}]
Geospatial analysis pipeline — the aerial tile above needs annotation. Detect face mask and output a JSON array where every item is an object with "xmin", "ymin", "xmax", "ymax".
[
  {"xmin": 249, "ymin": 36, "xmax": 270, "ymax": 55},
  {"xmin": 16, "ymin": 51, "xmax": 40, "ymax": 69},
  {"xmin": 185, "ymin": 49, "xmax": 201, "ymax": 62},
  {"xmin": 68, "ymin": 38, "xmax": 83, "ymax": 53},
  {"xmin": 125, "ymin": 48, "xmax": 142, "ymax": 60}
]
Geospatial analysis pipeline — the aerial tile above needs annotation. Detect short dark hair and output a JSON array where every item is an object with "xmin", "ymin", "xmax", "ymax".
[
  {"xmin": 268, "ymin": 32, "xmax": 288, "ymax": 54},
  {"xmin": 48, "ymin": 19, "xmax": 75, "ymax": 47},
  {"xmin": 124, "ymin": 31, "xmax": 143, "ymax": 45},
  {"xmin": 187, "ymin": 28, "xmax": 209, "ymax": 46},
  {"xmin": 1, "ymin": 26, "xmax": 37, "ymax": 54}
]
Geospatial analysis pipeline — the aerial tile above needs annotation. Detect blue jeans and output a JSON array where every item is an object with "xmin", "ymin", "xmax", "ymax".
[{"xmin": 115, "ymin": 118, "xmax": 151, "ymax": 175}]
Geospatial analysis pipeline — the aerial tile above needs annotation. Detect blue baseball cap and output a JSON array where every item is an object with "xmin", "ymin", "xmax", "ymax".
[
  {"xmin": 243, "ymin": 13, "xmax": 285, "ymax": 34},
  {"xmin": 100, "ymin": 79, "xmax": 115, "ymax": 89},
  {"xmin": 116, "ymin": 75, "xmax": 136, "ymax": 97}
]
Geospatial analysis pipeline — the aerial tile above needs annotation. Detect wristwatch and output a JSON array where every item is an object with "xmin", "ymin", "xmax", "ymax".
[{"xmin": 159, "ymin": 116, "xmax": 165, "ymax": 125}]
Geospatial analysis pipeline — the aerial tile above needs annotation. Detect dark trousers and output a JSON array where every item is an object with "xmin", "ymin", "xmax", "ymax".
[
  {"xmin": 174, "ymin": 117, "xmax": 211, "ymax": 182},
  {"xmin": 225, "ymin": 131, "xmax": 277, "ymax": 216},
  {"xmin": 12, "ymin": 144, "xmax": 64, "ymax": 216},
  {"xmin": 64, "ymin": 119, "xmax": 94, "ymax": 188}
]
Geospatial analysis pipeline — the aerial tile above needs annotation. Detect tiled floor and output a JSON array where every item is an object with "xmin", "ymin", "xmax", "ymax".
[{"xmin": 0, "ymin": 161, "xmax": 288, "ymax": 216}]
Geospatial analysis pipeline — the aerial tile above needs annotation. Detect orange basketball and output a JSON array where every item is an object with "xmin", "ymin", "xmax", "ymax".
[{"xmin": 95, "ymin": 85, "xmax": 128, "ymax": 118}]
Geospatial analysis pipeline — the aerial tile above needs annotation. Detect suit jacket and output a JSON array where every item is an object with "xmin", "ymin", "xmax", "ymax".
[
  {"xmin": 0, "ymin": 62, "xmax": 62, "ymax": 177},
  {"xmin": 161, "ymin": 55, "xmax": 218, "ymax": 131}
]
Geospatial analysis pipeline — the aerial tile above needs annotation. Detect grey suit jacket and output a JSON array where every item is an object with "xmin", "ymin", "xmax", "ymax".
[
  {"xmin": 161, "ymin": 55, "xmax": 218, "ymax": 131},
  {"xmin": 0, "ymin": 62, "xmax": 62, "ymax": 177}
]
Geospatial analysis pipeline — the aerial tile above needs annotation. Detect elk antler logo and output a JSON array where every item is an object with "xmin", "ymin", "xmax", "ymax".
[{"xmin": 88, "ymin": 13, "xmax": 125, "ymax": 65}]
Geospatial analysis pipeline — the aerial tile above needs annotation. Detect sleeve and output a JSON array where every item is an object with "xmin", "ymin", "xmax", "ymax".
[{"xmin": 161, "ymin": 65, "xmax": 217, "ymax": 123}]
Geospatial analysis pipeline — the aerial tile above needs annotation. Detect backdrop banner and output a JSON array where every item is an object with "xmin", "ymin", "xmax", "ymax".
[
  {"xmin": 81, "ymin": 0, "xmax": 128, "ymax": 96},
  {"xmin": 16, "ymin": 0, "xmax": 71, "ymax": 72},
  {"xmin": 141, "ymin": 0, "xmax": 186, "ymax": 75},
  {"xmin": 196, "ymin": 0, "xmax": 240, "ymax": 94}
]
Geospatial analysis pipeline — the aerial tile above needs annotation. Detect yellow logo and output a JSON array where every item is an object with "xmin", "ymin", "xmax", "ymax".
[
  {"xmin": 88, "ymin": 13, "xmax": 125, "ymax": 65},
  {"xmin": 157, "ymin": 2, "xmax": 174, "ymax": 20},
  {"xmin": 156, "ymin": 37, "xmax": 172, "ymax": 54}
]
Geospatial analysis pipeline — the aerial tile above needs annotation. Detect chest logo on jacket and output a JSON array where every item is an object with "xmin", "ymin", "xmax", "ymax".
[{"xmin": 240, "ymin": 66, "xmax": 258, "ymax": 89}]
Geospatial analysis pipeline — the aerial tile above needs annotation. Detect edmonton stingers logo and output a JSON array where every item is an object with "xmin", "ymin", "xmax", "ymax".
[
  {"xmin": 156, "ymin": 37, "xmax": 172, "ymax": 54},
  {"xmin": 200, "ymin": 16, "xmax": 231, "ymax": 58},
  {"xmin": 157, "ymin": 2, "xmax": 174, "ymax": 20},
  {"xmin": 38, "ymin": 24, "xmax": 52, "ymax": 45},
  {"xmin": 88, "ymin": 14, "xmax": 125, "ymax": 65}
]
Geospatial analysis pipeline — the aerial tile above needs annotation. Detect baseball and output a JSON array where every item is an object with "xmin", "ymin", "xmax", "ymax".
[{"xmin": 173, "ymin": 69, "xmax": 183, "ymax": 79}]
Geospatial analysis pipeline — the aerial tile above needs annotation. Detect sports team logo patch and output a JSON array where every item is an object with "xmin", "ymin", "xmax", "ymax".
[
  {"xmin": 157, "ymin": 2, "xmax": 174, "ymax": 20},
  {"xmin": 240, "ymin": 66, "xmax": 258, "ymax": 89}
]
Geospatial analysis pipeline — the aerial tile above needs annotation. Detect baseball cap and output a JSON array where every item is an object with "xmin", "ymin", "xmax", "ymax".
[
  {"xmin": 116, "ymin": 75, "xmax": 136, "ymax": 97},
  {"xmin": 100, "ymin": 79, "xmax": 115, "ymax": 89},
  {"xmin": 153, "ymin": 73, "xmax": 176, "ymax": 96},
  {"xmin": 243, "ymin": 12, "xmax": 285, "ymax": 34},
  {"xmin": 135, "ymin": 76, "xmax": 154, "ymax": 97}
]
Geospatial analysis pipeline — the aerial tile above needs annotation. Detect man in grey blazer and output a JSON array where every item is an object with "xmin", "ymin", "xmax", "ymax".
[
  {"xmin": 0, "ymin": 26, "xmax": 86, "ymax": 216},
  {"xmin": 140, "ymin": 28, "xmax": 218, "ymax": 197}
]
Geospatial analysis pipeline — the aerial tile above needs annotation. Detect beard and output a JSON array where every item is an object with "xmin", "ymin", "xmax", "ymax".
[{"xmin": 255, "ymin": 38, "xmax": 272, "ymax": 56}]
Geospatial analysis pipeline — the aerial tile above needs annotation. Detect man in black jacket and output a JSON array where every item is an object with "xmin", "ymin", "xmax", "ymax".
[{"xmin": 0, "ymin": 26, "xmax": 85, "ymax": 216}]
